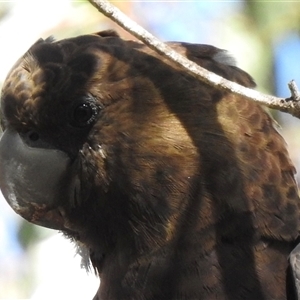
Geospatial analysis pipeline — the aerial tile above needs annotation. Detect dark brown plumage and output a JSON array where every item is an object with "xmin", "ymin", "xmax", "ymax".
[{"xmin": 0, "ymin": 30, "xmax": 299, "ymax": 299}]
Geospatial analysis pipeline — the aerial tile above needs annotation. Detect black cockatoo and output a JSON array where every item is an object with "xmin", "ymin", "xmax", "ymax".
[{"xmin": 0, "ymin": 30, "xmax": 300, "ymax": 300}]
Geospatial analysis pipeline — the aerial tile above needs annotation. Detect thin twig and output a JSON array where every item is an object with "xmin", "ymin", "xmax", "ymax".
[
  {"xmin": 288, "ymin": 80, "xmax": 300, "ymax": 102},
  {"xmin": 88, "ymin": 0, "xmax": 300, "ymax": 118}
]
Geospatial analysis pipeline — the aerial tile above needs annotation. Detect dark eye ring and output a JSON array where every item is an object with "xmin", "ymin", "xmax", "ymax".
[{"xmin": 71, "ymin": 97, "xmax": 99, "ymax": 127}]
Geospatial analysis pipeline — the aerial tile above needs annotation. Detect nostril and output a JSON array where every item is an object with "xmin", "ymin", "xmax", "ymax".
[
  {"xmin": 28, "ymin": 131, "xmax": 40, "ymax": 142},
  {"xmin": 20, "ymin": 130, "xmax": 53, "ymax": 149}
]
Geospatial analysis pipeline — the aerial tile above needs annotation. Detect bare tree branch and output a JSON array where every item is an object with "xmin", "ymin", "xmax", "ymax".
[{"xmin": 88, "ymin": 0, "xmax": 300, "ymax": 118}]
